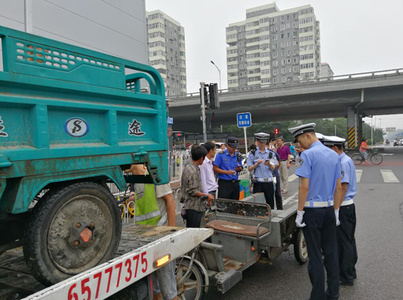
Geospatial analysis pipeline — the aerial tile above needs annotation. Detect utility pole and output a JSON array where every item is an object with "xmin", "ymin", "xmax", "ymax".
[
  {"xmin": 371, "ymin": 116, "xmax": 374, "ymax": 146},
  {"xmin": 24, "ymin": 0, "xmax": 33, "ymax": 33},
  {"xmin": 210, "ymin": 61, "xmax": 221, "ymax": 91}
]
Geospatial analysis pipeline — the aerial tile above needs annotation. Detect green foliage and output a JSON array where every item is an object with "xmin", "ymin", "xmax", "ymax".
[{"xmin": 222, "ymin": 118, "xmax": 384, "ymax": 143}]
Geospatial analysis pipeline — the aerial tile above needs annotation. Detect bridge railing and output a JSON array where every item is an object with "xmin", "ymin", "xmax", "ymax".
[{"xmin": 168, "ymin": 67, "xmax": 403, "ymax": 100}]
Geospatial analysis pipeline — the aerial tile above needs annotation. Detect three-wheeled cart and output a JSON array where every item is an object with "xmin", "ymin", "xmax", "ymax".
[{"xmin": 175, "ymin": 198, "xmax": 308, "ymax": 299}]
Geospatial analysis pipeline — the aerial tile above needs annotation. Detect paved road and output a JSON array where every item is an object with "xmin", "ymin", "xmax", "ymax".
[
  {"xmin": 207, "ymin": 146, "xmax": 403, "ymax": 300},
  {"xmin": 1, "ymin": 146, "xmax": 402, "ymax": 299}
]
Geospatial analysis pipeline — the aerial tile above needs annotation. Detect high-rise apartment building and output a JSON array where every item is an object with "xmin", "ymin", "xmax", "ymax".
[
  {"xmin": 320, "ymin": 62, "xmax": 334, "ymax": 78},
  {"xmin": 226, "ymin": 3, "xmax": 320, "ymax": 90},
  {"xmin": 146, "ymin": 10, "xmax": 187, "ymax": 96}
]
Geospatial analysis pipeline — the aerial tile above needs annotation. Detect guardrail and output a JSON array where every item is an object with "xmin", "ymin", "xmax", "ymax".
[{"xmin": 167, "ymin": 67, "xmax": 403, "ymax": 100}]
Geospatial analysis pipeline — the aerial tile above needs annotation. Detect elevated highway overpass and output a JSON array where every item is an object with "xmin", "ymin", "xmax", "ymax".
[{"xmin": 168, "ymin": 68, "xmax": 403, "ymax": 146}]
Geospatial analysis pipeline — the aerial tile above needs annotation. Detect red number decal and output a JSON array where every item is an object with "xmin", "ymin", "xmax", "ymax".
[
  {"xmin": 81, "ymin": 278, "xmax": 91, "ymax": 300},
  {"xmin": 141, "ymin": 251, "xmax": 148, "ymax": 273},
  {"xmin": 115, "ymin": 262, "xmax": 123, "ymax": 288},
  {"xmin": 105, "ymin": 267, "xmax": 113, "ymax": 293},
  {"xmin": 68, "ymin": 283, "xmax": 78, "ymax": 300},
  {"xmin": 124, "ymin": 258, "xmax": 132, "ymax": 282},
  {"xmin": 133, "ymin": 254, "xmax": 140, "ymax": 278},
  {"xmin": 93, "ymin": 272, "xmax": 102, "ymax": 299}
]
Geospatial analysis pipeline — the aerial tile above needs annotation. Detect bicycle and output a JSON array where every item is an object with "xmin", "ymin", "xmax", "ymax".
[{"xmin": 351, "ymin": 149, "xmax": 383, "ymax": 165}]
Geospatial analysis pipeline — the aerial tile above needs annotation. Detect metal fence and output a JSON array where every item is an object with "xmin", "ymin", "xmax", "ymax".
[{"xmin": 168, "ymin": 67, "xmax": 403, "ymax": 100}]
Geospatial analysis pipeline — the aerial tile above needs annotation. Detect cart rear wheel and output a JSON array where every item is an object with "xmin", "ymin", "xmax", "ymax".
[
  {"xmin": 176, "ymin": 258, "xmax": 205, "ymax": 300},
  {"xmin": 351, "ymin": 153, "xmax": 363, "ymax": 165},
  {"xmin": 24, "ymin": 182, "xmax": 122, "ymax": 286},
  {"xmin": 294, "ymin": 229, "xmax": 308, "ymax": 264}
]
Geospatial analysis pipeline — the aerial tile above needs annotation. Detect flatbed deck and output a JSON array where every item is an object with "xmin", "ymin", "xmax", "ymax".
[{"xmin": 0, "ymin": 224, "xmax": 194, "ymax": 299}]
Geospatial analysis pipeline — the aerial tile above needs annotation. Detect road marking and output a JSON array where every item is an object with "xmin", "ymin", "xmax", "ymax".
[
  {"xmin": 356, "ymin": 170, "xmax": 362, "ymax": 183},
  {"xmin": 381, "ymin": 153, "xmax": 394, "ymax": 156},
  {"xmin": 289, "ymin": 174, "xmax": 298, "ymax": 182},
  {"xmin": 380, "ymin": 169, "xmax": 399, "ymax": 183},
  {"xmin": 283, "ymin": 191, "xmax": 298, "ymax": 205}
]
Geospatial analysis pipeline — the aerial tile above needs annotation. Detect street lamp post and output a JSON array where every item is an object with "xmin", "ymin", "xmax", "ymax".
[{"xmin": 210, "ymin": 60, "xmax": 221, "ymax": 91}]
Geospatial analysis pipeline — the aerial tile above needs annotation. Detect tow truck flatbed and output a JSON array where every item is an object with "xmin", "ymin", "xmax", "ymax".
[{"xmin": 0, "ymin": 225, "xmax": 212, "ymax": 300}]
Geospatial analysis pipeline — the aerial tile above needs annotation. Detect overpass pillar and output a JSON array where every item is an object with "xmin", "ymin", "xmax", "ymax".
[{"xmin": 347, "ymin": 106, "xmax": 362, "ymax": 149}]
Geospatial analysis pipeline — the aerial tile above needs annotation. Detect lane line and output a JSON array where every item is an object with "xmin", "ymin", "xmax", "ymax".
[
  {"xmin": 356, "ymin": 170, "xmax": 362, "ymax": 183},
  {"xmin": 380, "ymin": 169, "xmax": 400, "ymax": 183},
  {"xmin": 283, "ymin": 191, "xmax": 298, "ymax": 205},
  {"xmin": 289, "ymin": 174, "xmax": 298, "ymax": 182}
]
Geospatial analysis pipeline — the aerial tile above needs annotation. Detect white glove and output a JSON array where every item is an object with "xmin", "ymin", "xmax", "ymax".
[
  {"xmin": 296, "ymin": 210, "xmax": 306, "ymax": 228},
  {"xmin": 335, "ymin": 209, "xmax": 340, "ymax": 226}
]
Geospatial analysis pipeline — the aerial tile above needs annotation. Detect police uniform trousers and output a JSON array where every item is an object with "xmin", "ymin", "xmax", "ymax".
[
  {"xmin": 337, "ymin": 204, "xmax": 357, "ymax": 284},
  {"xmin": 274, "ymin": 174, "xmax": 283, "ymax": 210},
  {"xmin": 303, "ymin": 207, "xmax": 339, "ymax": 300},
  {"xmin": 253, "ymin": 182, "xmax": 274, "ymax": 209},
  {"xmin": 218, "ymin": 179, "xmax": 239, "ymax": 200}
]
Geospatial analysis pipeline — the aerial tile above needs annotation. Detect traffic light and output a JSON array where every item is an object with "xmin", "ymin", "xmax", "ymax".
[
  {"xmin": 209, "ymin": 83, "xmax": 220, "ymax": 109},
  {"xmin": 199, "ymin": 86, "xmax": 209, "ymax": 107},
  {"xmin": 275, "ymin": 127, "xmax": 279, "ymax": 136}
]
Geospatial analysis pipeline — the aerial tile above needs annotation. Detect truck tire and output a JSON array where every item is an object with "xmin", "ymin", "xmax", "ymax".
[
  {"xmin": 176, "ymin": 258, "xmax": 205, "ymax": 300},
  {"xmin": 294, "ymin": 229, "xmax": 308, "ymax": 264},
  {"xmin": 23, "ymin": 182, "xmax": 122, "ymax": 286}
]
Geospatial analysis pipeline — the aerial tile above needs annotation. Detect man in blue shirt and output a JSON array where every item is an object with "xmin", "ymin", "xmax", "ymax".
[
  {"xmin": 247, "ymin": 133, "xmax": 277, "ymax": 209},
  {"xmin": 323, "ymin": 135, "xmax": 358, "ymax": 286},
  {"xmin": 213, "ymin": 137, "xmax": 243, "ymax": 200},
  {"xmin": 288, "ymin": 123, "xmax": 342, "ymax": 300}
]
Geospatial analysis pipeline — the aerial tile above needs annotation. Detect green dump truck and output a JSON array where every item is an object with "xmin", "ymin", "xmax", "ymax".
[{"xmin": 0, "ymin": 26, "xmax": 169, "ymax": 286}]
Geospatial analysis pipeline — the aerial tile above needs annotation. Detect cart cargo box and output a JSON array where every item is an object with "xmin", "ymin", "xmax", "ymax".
[{"xmin": 0, "ymin": 26, "xmax": 168, "ymax": 286}]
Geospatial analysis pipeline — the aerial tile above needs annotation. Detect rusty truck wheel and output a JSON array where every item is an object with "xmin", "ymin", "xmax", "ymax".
[{"xmin": 23, "ymin": 182, "xmax": 122, "ymax": 286}]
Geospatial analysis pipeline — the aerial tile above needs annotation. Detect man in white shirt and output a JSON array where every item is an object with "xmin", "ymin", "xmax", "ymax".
[{"xmin": 200, "ymin": 141, "xmax": 218, "ymax": 196}]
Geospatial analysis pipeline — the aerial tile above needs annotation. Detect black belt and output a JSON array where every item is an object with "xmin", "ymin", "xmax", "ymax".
[
  {"xmin": 219, "ymin": 179, "xmax": 239, "ymax": 183},
  {"xmin": 280, "ymin": 159, "xmax": 287, "ymax": 161}
]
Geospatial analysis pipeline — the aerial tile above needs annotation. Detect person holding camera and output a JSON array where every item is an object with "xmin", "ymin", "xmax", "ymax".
[{"xmin": 247, "ymin": 133, "xmax": 277, "ymax": 209}]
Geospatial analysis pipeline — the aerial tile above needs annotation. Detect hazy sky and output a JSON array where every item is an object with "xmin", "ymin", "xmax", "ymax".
[{"xmin": 146, "ymin": 0, "xmax": 403, "ymax": 130}]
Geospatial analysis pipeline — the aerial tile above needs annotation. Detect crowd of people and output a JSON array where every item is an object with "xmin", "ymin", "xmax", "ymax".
[
  {"xmin": 129, "ymin": 123, "xmax": 358, "ymax": 300},
  {"xmin": 180, "ymin": 133, "xmax": 302, "ymax": 221}
]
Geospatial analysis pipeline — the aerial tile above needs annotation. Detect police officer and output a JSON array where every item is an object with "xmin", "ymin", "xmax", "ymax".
[
  {"xmin": 247, "ymin": 133, "xmax": 277, "ymax": 209},
  {"xmin": 288, "ymin": 123, "xmax": 343, "ymax": 300},
  {"xmin": 323, "ymin": 135, "xmax": 358, "ymax": 286},
  {"xmin": 213, "ymin": 137, "xmax": 243, "ymax": 200}
]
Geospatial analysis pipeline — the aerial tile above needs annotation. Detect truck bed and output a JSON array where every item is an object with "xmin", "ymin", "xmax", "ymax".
[{"xmin": 0, "ymin": 224, "xmax": 193, "ymax": 299}]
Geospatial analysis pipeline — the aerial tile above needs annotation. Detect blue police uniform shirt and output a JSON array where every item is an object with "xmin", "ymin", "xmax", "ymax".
[
  {"xmin": 214, "ymin": 149, "xmax": 242, "ymax": 180},
  {"xmin": 340, "ymin": 152, "xmax": 357, "ymax": 200},
  {"xmin": 295, "ymin": 141, "xmax": 341, "ymax": 206},
  {"xmin": 247, "ymin": 148, "xmax": 275, "ymax": 179}
]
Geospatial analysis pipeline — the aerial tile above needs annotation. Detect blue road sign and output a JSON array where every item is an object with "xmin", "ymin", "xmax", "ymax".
[{"xmin": 237, "ymin": 112, "xmax": 252, "ymax": 128}]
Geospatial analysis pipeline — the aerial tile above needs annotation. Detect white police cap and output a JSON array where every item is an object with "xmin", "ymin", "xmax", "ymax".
[
  {"xmin": 322, "ymin": 135, "xmax": 346, "ymax": 146},
  {"xmin": 254, "ymin": 132, "xmax": 270, "ymax": 141},
  {"xmin": 315, "ymin": 132, "xmax": 324, "ymax": 140},
  {"xmin": 288, "ymin": 123, "xmax": 316, "ymax": 141}
]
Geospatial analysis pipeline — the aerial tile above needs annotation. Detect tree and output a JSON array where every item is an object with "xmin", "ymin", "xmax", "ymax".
[{"xmin": 222, "ymin": 118, "xmax": 383, "ymax": 144}]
